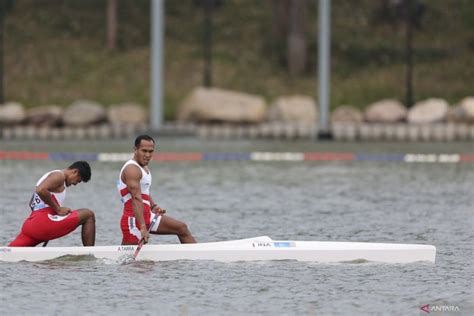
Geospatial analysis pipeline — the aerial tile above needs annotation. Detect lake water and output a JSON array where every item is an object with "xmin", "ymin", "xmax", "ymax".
[{"xmin": 0, "ymin": 139, "xmax": 473, "ymax": 315}]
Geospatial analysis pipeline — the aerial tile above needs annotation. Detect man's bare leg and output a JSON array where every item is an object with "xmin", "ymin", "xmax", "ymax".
[
  {"xmin": 152, "ymin": 215, "xmax": 196, "ymax": 243},
  {"xmin": 77, "ymin": 209, "xmax": 96, "ymax": 246}
]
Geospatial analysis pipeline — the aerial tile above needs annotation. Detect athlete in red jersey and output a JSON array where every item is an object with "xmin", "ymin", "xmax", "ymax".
[
  {"xmin": 8, "ymin": 161, "xmax": 96, "ymax": 247},
  {"xmin": 118, "ymin": 135, "xmax": 196, "ymax": 245}
]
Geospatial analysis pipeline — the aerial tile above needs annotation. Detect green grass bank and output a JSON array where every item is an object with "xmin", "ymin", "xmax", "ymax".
[{"xmin": 3, "ymin": 0, "xmax": 473, "ymax": 119}]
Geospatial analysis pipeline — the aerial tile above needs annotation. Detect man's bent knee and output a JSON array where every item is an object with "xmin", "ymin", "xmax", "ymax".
[
  {"xmin": 77, "ymin": 209, "xmax": 95, "ymax": 223},
  {"xmin": 177, "ymin": 222, "xmax": 191, "ymax": 235}
]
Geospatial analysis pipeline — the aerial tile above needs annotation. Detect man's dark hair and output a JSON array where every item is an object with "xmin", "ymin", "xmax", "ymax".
[
  {"xmin": 68, "ymin": 161, "xmax": 91, "ymax": 182},
  {"xmin": 134, "ymin": 134, "xmax": 155, "ymax": 147}
]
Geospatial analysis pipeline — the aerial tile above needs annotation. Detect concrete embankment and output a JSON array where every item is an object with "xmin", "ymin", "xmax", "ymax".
[{"xmin": 1, "ymin": 122, "xmax": 473, "ymax": 141}]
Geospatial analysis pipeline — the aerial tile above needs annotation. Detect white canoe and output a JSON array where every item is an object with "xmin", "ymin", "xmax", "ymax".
[{"xmin": 0, "ymin": 236, "xmax": 436, "ymax": 263}]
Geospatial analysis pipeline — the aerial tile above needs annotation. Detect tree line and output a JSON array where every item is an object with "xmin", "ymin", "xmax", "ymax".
[{"xmin": 1, "ymin": 0, "xmax": 431, "ymax": 108}]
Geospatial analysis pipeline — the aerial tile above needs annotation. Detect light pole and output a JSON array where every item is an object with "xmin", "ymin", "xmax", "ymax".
[
  {"xmin": 317, "ymin": 0, "xmax": 332, "ymax": 139},
  {"xmin": 150, "ymin": 0, "xmax": 164, "ymax": 131}
]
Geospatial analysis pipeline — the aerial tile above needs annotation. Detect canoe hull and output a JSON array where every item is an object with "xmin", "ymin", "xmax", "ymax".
[{"xmin": 0, "ymin": 237, "xmax": 436, "ymax": 263}]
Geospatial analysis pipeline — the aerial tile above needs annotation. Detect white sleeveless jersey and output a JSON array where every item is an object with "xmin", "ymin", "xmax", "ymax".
[
  {"xmin": 117, "ymin": 160, "xmax": 152, "ymax": 210},
  {"xmin": 29, "ymin": 170, "xmax": 66, "ymax": 211}
]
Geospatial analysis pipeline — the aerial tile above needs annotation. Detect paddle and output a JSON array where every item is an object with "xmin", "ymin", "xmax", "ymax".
[{"xmin": 131, "ymin": 213, "xmax": 160, "ymax": 261}]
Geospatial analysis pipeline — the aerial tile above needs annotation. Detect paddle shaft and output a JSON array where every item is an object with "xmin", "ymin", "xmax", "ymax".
[{"xmin": 132, "ymin": 214, "xmax": 160, "ymax": 260}]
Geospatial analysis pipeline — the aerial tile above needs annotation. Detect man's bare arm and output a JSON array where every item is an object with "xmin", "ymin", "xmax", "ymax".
[{"xmin": 36, "ymin": 171, "xmax": 71, "ymax": 215}]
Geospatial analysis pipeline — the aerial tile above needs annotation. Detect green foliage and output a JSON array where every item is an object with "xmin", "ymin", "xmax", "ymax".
[{"xmin": 3, "ymin": 0, "xmax": 473, "ymax": 118}]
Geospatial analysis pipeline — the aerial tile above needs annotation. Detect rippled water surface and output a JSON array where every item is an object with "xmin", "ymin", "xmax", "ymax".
[{"xmin": 0, "ymin": 139, "xmax": 473, "ymax": 315}]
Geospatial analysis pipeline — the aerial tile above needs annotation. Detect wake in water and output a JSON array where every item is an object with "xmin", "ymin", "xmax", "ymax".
[{"xmin": 116, "ymin": 254, "xmax": 136, "ymax": 265}]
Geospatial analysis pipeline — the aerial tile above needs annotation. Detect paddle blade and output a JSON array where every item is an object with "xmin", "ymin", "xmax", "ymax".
[{"xmin": 116, "ymin": 240, "xmax": 145, "ymax": 265}]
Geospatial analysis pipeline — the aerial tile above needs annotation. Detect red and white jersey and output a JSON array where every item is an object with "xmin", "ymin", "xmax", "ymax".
[
  {"xmin": 117, "ymin": 159, "xmax": 152, "ymax": 216},
  {"xmin": 29, "ymin": 170, "xmax": 67, "ymax": 212}
]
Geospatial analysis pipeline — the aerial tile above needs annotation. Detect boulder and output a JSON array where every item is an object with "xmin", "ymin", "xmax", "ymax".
[
  {"xmin": 365, "ymin": 99, "xmax": 407, "ymax": 123},
  {"xmin": 0, "ymin": 102, "xmax": 26, "ymax": 125},
  {"xmin": 460, "ymin": 97, "xmax": 474, "ymax": 123},
  {"xmin": 407, "ymin": 98, "xmax": 449, "ymax": 124},
  {"xmin": 178, "ymin": 87, "xmax": 267, "ymax": 124},
  {"xmin": 331, "ymin": 105, "xmax": 363, "ymax": 124},
  {"xmin": 107, "ymin": 103, "xmax": 147, "ymax": 125},
  {"xmin": 267, "ymin": 95, "xmax": 318, "ymax": 125},
  {"xmin": 26, "ymin": 105, "xmax": 63, "ymax": 126},
  {"xmin": 446, "ymin": 104, "xmax": 466, "ymax": 123},
  {"xmin": 62, "ymin": 100, "xmax": 106, "ymax": 126}
]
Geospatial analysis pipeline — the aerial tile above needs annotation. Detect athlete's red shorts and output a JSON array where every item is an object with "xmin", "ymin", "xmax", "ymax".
[
  {"xmin": 9, "ymin": 208, "xmax": 80, "ymax": 247},
  {"xmin": 120, "ymin": 210, "xmax": 161, "ymax": 244}
]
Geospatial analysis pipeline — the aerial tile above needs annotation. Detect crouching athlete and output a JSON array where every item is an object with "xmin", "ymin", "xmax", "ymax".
[{"xmin": 9, "ymin": 161, "xmax": 96, "ymax": 247}]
